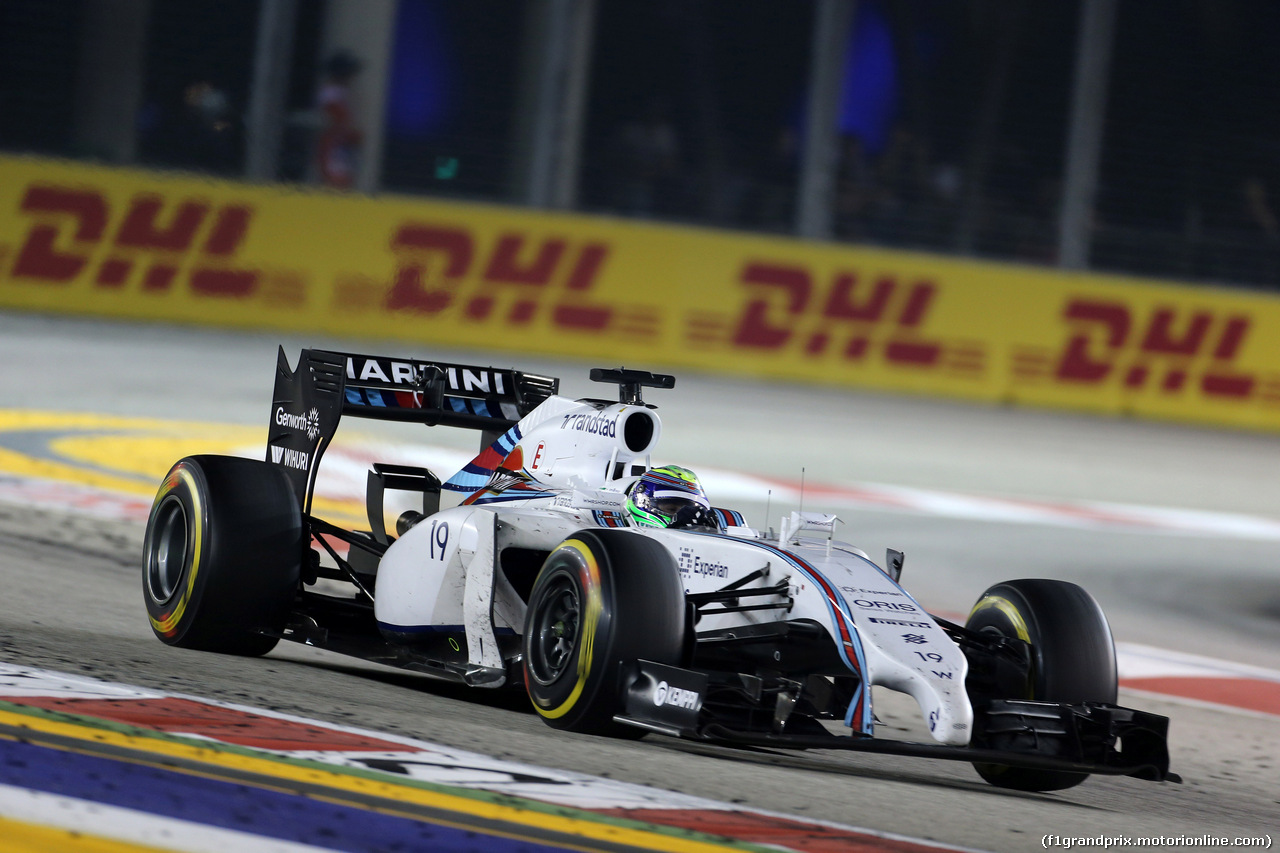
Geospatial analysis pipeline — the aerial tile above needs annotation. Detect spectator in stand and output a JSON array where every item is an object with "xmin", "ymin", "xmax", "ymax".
[
  {"xmin": 752, "ymin": 125, "xmax": 800, "ymax": 231},
  {"xmin": 316, "ymin": 50, "xmax": 364, "ymax": 189},
  {"xmin": 1235, "ymin": 175, "xmax": 1280, "ymax": 286},
  {"xmin": 870, "ymin": 123, "xmax": 932, "ymax": 247},
  {"xmin": 1241, "ymin": 175, "xmax": 1280, "ymax": 243},
  {"xmin": 833, "ymin": 134, "xmax": 875, "ymax": 240},
  {"xmin": 610, "ymin": 98, "xmax": 683, "ymax": 217},
  {"xmin": 138, "ymin": 80, "xmax": 239, "ymax": 174}
]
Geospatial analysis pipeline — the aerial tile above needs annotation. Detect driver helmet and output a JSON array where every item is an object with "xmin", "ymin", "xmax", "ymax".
[{"xmin": 626, "ymin": 465, "xmax": 719, "ymax": 531}]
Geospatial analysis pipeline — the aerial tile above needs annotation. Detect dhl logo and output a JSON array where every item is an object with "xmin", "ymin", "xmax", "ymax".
[
  {"xmin": 729, "ymin": 261, "xmax": 945, "ymax": 366},
  {"xmin": 5, "ymin": 183, "xmax": 617, "ymax": 331},
  {"xmin": 1053, "ymin": 298, "xmax": 1255, "ymax": 399},
  {"xmin": 371, "ymin": 224, "xmax": 613, "ymax": 331},
  {"xmin": 8, "ymin": 185, "xmax": 259, "ymax": 296}
]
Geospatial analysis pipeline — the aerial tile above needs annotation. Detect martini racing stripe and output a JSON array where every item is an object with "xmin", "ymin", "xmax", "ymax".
[
  {"xmin": 445, "ymin": 424, "xmax": 525, "ymax": 492},
  {"xmin": 711, "ymin": 508, "xmax": 746, "ymax": 528},
  {"xmin": 693, "ymin": 532, "xmax": 874, "ymax": 735},
  {"xmin": 343, "ymin": 388, "xmax": 517, "ymax": 421},
  {"xmin": 593, "ymin": 510, "xmax": 629, "ymax": 527}
]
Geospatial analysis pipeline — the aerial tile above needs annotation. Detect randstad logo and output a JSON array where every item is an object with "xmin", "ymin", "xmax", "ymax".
[{"xmin": 560, "ymin": 412, "xmax": 618, "ymax": 437}]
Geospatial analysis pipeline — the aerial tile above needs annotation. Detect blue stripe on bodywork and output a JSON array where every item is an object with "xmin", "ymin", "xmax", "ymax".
[
  {"xmin": 592, "ymin": 510, "xmax": 629, "ymax": 527},
  {"xmin": 468, "ymin": 491, "xmax": 553, "ymax": 505},
  {"xmin": 443, "ymin": 425, "xmax": 524, "ymax": 493},
  {"xmin": 690, "ymin": 531, "xmax": 875, "ymax": 735},
  {"xmin": 711, "ymin": 508, "xmax": 745, "ymax": 528},
  {"xmin": 446, "ymin": 473, "xmax": 489, "ymax": 492}
]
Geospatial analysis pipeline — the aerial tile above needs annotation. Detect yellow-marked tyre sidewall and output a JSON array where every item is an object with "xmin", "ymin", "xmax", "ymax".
[
  {"xmin": 966, "ymin": 593, "xmax": 1035, "ymax": 701},
  {"xmin": 965, "ymin": 579, "xmax": 1118, "ymax": 792},
  {"xmin": 142, "ymin": 455, "xmax": 302, "ymax": 656},
  {"xmin": 143, "ymin": 460, "xmax": 209, "ymax": 646},
  {"xmin": 522, "ymin": 530, "xmax": 686, "ymax": 735},
  {"xmin": 523, "ymin": 541, "xmax": 611, "ymax": 728}
]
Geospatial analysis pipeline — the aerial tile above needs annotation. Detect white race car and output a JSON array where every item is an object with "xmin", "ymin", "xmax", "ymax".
[{"xmin": 142, "ymin": 348, "xmax": 1177, "ymax": 792}]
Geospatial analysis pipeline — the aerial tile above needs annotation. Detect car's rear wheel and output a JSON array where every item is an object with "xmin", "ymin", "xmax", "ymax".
[
  {"xmin": 523, "ymin": 530, "xmax": 686, "ymax": 735},
  {"xmin": 966, "ymin": 578, "xmax": 1117, "ymax": 792},
  {"xmin": 143, "ymin": 455, "xmax": 302, "ymax": 656}
]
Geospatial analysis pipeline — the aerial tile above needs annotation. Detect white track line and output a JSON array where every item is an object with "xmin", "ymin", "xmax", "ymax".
[
  {"xmin": 6, "ymin": 433, "xmax": 1280, "ymax": 540},
  {"xmin": 1117, "ymin": 642, "xmax": 1280, "ymax": 682}
]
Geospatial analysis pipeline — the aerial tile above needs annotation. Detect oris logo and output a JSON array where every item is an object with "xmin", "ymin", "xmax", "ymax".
[
  {"xmin": 276, "ymin": 406, "xmax": 321, "ymax": 440},
  {"xmin": 852, "ymin": 599, "xmax": 918, "ymax": 612},
  {"xmin": 653, "ymin": 680, "xmax": 700, "ymax": 710}
]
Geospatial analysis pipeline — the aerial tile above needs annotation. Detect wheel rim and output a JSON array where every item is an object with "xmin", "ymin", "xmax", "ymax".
[
  {"xmin": 147, "ymin": 495, "xmax": 189, "ymax": 604},
  {"xmin": 528, "ymin": 572, "xmax": 580, "ymax": 685},
  {"xmin": 972, "ymin": 621, "xmax": 1036, "ymax": 700}
]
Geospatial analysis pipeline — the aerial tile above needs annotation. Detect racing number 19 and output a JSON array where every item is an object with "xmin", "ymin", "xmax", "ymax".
[{"xmin": 428, "ymin": 520, "xmax": 449, "ymax": 561}]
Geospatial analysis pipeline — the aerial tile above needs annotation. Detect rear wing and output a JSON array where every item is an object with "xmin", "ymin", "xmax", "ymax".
[{"xmin": 267, "ymin": 347, "xmax": 559, "ymax": 511}]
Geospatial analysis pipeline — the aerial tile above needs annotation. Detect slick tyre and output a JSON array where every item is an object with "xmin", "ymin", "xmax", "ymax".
[
  {"xmin": 143, "ymin": 455, "xmax": 303, "ymax": 656},
  {"xmin": 966, "ymin": 578, "xmax": 1118, "ymax": 792},
  {"xmin": 523, "ymin": 530, "xmax": 686, "ymax": 735}
]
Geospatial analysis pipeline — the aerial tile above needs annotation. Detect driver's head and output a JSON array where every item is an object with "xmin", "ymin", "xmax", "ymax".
[{"xmin": 626, "ymin": 465, "xmax": 719, "ymax": 531}]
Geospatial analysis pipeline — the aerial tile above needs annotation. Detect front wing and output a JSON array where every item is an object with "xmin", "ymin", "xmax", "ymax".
[{"xmin": 616, "ymin": 659, "xmax": 1179, "ymax": 783}]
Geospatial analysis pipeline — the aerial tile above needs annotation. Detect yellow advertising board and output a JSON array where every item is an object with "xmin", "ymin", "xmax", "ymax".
[{"xmin": 3, "ymin": 154, "xmax": 1280, "ymax": 432}]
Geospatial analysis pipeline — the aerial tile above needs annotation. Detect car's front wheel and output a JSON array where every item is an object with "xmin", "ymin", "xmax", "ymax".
[
  {"xmin": 523, "ymin": 530, "xmax": 686, "ymax": 735},
  {"xmin": 966, "ymin": 578, "xmax": 1118, "ymax": 791}
]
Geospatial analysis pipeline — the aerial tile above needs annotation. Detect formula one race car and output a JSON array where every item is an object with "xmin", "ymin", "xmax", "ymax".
[{"xmin": 142, "ymin": 348, "xmax": 1178, "ymax": 791}]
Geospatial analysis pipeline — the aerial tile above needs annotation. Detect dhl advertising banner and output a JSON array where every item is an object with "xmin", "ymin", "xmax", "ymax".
[{"xmin": 4, "ymin": 154, "xmax": 1280, "ymax": 432}]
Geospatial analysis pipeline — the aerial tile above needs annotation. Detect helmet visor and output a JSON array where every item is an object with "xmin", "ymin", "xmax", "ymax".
[{"xmin": 652, "ymin": 495, "xmax": 709, "ymax": 519}]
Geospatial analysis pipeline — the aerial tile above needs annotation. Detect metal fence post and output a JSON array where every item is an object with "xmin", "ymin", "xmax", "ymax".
[
  {"xmin": 1058, "ymin": 0, "xmax": 1117, "ymax": 269},
  {"xmin": 523, "ymin": 0, "xmax": 597, "ymax": 210},
  {"xmin": 797, "ymin": 0, "xmax": 856, "ymax": 241},
  {"xmin": 246, "ymin": 0, "xmax": 298, "ymax": 182}
]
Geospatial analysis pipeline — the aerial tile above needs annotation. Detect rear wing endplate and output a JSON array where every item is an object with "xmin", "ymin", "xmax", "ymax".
[{"xmin": 266, "ymin": 347, "xmax": 558, "ymax": 512}]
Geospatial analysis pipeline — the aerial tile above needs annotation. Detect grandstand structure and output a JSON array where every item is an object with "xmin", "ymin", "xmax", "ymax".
[{"xmin": 2, "ymin": 0, "xmax": 1277, "ymax": 290}]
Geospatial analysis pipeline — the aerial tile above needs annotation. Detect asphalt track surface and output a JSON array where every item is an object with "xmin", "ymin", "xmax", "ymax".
[{"xmin": 1, "ymin": 312, "xmax": 1278, "ymax": 851}]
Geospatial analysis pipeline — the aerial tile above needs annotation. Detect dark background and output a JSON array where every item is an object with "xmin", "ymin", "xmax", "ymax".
[{"xmin": 2, "ymin": 0, "xmax": 1277, "ymax": 288}]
